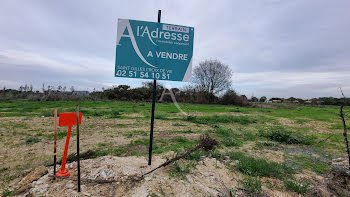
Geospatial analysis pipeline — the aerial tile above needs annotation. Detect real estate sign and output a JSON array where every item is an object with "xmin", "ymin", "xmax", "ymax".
[{"xmin": 115, "ymin": 19, "xmax": 194, "ymax": 82}]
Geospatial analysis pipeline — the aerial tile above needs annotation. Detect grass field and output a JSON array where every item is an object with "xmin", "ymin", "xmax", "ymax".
[{"xmin": 0, "ymin": 100, "xmax": 349, "ymax": 195}]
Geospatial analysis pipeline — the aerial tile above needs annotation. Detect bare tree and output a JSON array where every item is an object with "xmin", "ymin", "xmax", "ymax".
[{"xmin": 193, "ymin": 60, "xmax": 232, "ymax": 95}]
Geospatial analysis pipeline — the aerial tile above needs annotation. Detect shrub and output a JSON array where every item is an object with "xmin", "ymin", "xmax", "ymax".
[{"xmin": 220, "ymin": 90, "xmax": 250, "ymax": 106}]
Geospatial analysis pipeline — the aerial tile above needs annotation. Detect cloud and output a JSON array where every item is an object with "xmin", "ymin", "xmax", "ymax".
[
  {"xmin": 234, "ymin": 71, "xmax": 349, "ymax": 98},
  {"xmin": 0, "ymin": 0, "xmax": 349, "ymax": 98}
]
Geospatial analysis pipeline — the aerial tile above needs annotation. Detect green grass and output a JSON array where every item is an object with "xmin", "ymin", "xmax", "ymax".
[
  {"xmin": 2, "ymin": 188, "xmax": 13, "ymax": 197},
  {"xmin": 283, "ymin": 178, "xmax": 310, "ymax": 194},
  {"xmin": 168, "ymin": 161, "xmax": 196, "ymax": 180},
  {"xmin": 37, "ymin": 130, "xmax": 69, "ymax": 140},
  {"xmin": 242, "ymin": 176, "xmax": 262, "ymax": 194},
  {"xmin": 210, "ymin": 127, "xmax": 257, "ymax": 148},
  {"xmin": 184, "ymin": 115, "xmax": 258, "ymax": 125},
  {"xmin": 172, "ymin": 122, "xmax": 187, "ymax": 127},
  {"xmin": 228, "ymin": 151, "xmax": 294, "ymax": 178},
  {"xmin": 258, "ymin": 126, "xmax": 315, "ymax": 145},
  {"xmin": 25, "ymin": 137, "xmax": 41, "ymax": 144},
  {"xmin": 0, "ymin": 101, "xmax": 348, "ymax": 126},
  {"xmin": 294, "ymin": 118, "xmax": 311, "ymax": 124},
  {"xmin": 174, "ymin": 129, "xmax": 194, "ymax": 134},
  {"xmin": 92, "ymin": 136, "xmax": 198, "ymax": 157},
  {"xmin": 255, "ymin": 141, "xmax": 280, "ymax": 150},
  {"xmin": 109, "ymin": 109, "xmax": 123, "ymax": 118},
  {"xmin": 286, "ymin": 154, "xmax": 329, "ymax": 174},
  {"xmin": 123, "ymin": 130, "xmax": 148, "ymax": 138},
  {"xmin": 153, "ymin": 138, "xmax": 197, "ymax": 154}
]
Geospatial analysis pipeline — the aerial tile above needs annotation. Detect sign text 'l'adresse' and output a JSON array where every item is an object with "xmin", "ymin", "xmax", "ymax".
[{"xmin": 115, "ymin": 19, "xmax": 194, "ymax": 82}]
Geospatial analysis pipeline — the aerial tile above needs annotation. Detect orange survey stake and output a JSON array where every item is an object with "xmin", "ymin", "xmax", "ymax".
[{"xmin": 56, "ymin": 112, "xmax": 82, "ymax": 177}]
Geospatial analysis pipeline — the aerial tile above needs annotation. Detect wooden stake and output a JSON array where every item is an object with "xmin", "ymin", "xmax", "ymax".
[{"xmin": 340, "ymin": 105, "xmax": 350, "ymax": 169}]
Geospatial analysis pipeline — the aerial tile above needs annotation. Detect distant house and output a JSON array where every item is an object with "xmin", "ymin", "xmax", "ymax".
[
  {"xmin": 271, "ymin": 100, "xmax": 282, "ymax": 103},
  {"xmin": 305, "ymin": 100, "xmax": 312, "ymax": 104},
  {"xmin": 72, "ymin": 91, "xmax": 90, "ymax": 96}
]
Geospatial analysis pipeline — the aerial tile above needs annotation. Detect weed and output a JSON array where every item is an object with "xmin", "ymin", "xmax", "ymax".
[
  {"xmin": 168, "ymin": 161, "xmax": 196, "ymax": 180},
  {"xmin": 295, "ymin": 119, "xmax": 310, "ymax": 124},
  {"xmin": 159, "ymin": 186, "xmax": 166, "ymax": 197},
  {"xmin": 10, "ymin": 122, "xmax": 28, "ymax": 128},
  {"xmin": 242, "ymin": 176, "xmax": 262, "ymax": 194},
  {"xmin": 40, "ymin": 110, "xmax": 53, "ymax": 117},
  {"xmin": 284, "ymin": 178, "xmax": 309, "ymax": 194},
  {"xmin": 43, "ymin": 131, "xmax": 68, "ymax": 139},
  {"xmin": 255, "ymin": 141, "xmax": 280, "ymax": 150},
  {"xmin": 214, "ymin": 128, "xmax": 232, "ymax": 137},
  {"xmin": 286, "ymin": 154, "xmax": 329, "ymax": 174},
  {"xmin": 229, "ymin": 151, "xmax": 294, "ymax": 178},
  {"xmin": 109, "ymin": 110, "xmax": 122, "ymax": 118},
  {"xmin": 125, "ymin": 133, "xmax": 133, "ymax": 138},
  {"xmin": 171, "ymin": 137, "xmax": 189, "ymax": 143},
  {"xmin": 152, "ymin": 138, "xmax": 197, "ymax": 154},
  {"xmin": 176, "ymin": 129, "xmax": 194, "ymax": 134},
  {"xmin": 208, "ymin": 149, "xmax": 223, "ymax": 160},
  {"xmin": 222, "ymin": 137, "xmax": 242, "ymax": 147},
  {"xmin": 25, "ymin": 137, "xmax": 41, "ymax": 144},
  {"xmin": 172, "ymin": 122, "xmax": 187, "ymax": 126},
  {"xmin": 92, "ymin": 110, "xmax": 107, "ymax": 117},
  {"xmin": 2, "ymin": 188, "xmax": 13, "ymax": 197},
  {"xmin": 113, "ymin": 123, "xmax": 127, "ymax": 128},
  {"xmin": 258, "ymin": 126, "xmax": 315, "ymax": 145},
  {"xmin": 212, "ymin": 128, "xmax": 253, "ymax": 147},
  {"xmin": 230, "ymin": 108, "xmax": 241, "ymax": 112},
  {"xmin": 185, "ymin": 149, "xmax": 202, "ymax": 161},
  {"xmin": 154, "ymin": 114, "xmax": 168, "ymax": 120},
  {"xmin": 98, "ymin": 142, "xmax": 108, "ymax": 147}
]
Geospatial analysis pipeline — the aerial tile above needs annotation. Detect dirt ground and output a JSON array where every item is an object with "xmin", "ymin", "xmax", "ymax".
[{"xmin": 1, "ymin": 107, "xmax": 349, "ymax": 196}]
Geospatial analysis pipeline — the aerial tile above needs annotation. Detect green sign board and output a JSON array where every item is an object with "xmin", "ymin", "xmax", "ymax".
[{"xmin": 115, "ymin": 19, "xmax": 194, "ymax": 82}]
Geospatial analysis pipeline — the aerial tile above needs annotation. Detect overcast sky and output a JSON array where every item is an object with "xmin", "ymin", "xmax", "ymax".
[{"xmin": 0, "ymin": 0, "xmax": 349, "ymax": 99}]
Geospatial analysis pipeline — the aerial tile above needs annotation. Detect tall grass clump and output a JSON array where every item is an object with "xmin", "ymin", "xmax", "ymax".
[
  {"xmin": 258, "ymin": 126, "xmax": 315, "ymax": 145},
  {"xmin": 284, "ymin": 178, "xmax": 309, "ymax": 194},
  {"xmin": 242, "ymin": 176, "xmax": 262, "ymax": 194},
  {"xmin": 228, "ymin": 151, "xmax": 294, "ymax": 178}
]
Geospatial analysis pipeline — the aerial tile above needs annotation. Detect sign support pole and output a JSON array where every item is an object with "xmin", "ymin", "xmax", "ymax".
[
  {"xmin": 148, "ymin": 10, "xmax": 161, "ymax": 166},
  {"xmin": 53, "ymin": 108, "xmax": 57, "ymax": 180}
]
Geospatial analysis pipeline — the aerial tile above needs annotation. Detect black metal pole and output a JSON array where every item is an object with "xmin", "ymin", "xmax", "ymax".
[
  {"xmin": 53, "ymin": 108, "xmax": 57, "ymax": 180},
  {"xmin": 76, "ymin": 105, "xmax": 81, "ymax": 192},
  {"xmin": 148, "ymin": 10, "xmax": 161, "ymax": 166}
]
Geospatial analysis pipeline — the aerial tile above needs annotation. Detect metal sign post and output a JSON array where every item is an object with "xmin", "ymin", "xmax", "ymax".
[
  {"xmin": 53, "ymin": 108, "xmax": 57, "ymax": 180},
  {"xmin": 148, "ymin": 10, "xmax": 161, "ymax": 165}
]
